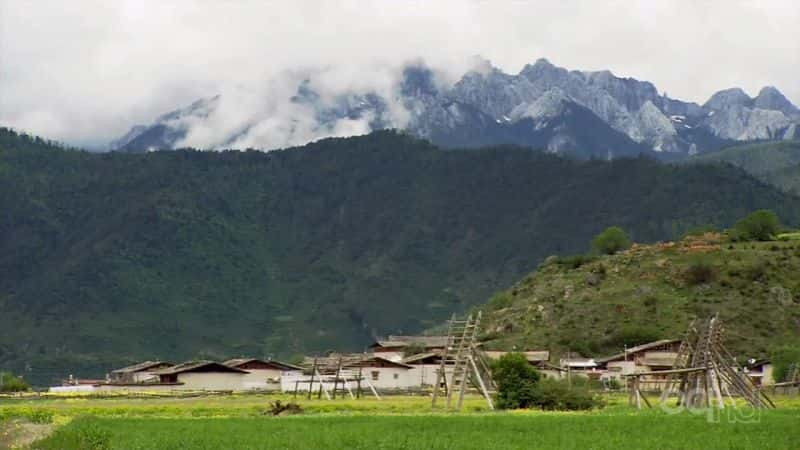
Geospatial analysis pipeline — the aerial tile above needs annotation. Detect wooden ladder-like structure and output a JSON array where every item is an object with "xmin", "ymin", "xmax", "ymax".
[
  {"xmin": 642, "ymin": 314, "xmax": 775, "ymax": 410},
  {"xmin": 432, "ymin": 312, "xmax": 495, "ymax": 411}
]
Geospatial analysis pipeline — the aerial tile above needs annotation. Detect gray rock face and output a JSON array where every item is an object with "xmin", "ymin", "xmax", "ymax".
[{"xmin": 111, "ymin": 58, "xmax": 800, "ymax": 158}]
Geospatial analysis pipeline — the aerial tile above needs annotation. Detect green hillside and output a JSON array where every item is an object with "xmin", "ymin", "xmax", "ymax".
[
  {"xmin": 691, "ymin": 140, "xmax": 800, "ymax": 195},
  {"xmin": 479, "ymin": 233, "xmax": 800, "ymax": 360},
  {"xmin": 2, "ymin": 128, "xmax": 800, "ymax": 385}
]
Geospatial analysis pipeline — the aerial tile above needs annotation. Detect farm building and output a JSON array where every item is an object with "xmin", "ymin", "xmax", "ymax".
[
  {"xmin": 596, "ymin": 339, "xmax": 681, "ymax": 388},
  {"xmin": 109, "ymin": 361, "xmax": 173, "ymax": 384},
  {"xmin": 743, "ymin": 359, "xmax": 774, "ymax": 386},
  {"xmin": 369, "ymin": 335, "xmax": 449, "ymax": 361},
  {"xmin": 153, "ymin": 361, "xmax": 249, "ymax": 390},
  {"xmin": 297, "ymin": 354, "xmax": 416, "ymax": 391},
  {"xmin": 347, "ymin": 356, "xmax": 415, "ymax": 389},
  {"xmin": 402, "ymin": 352, "xmax": 447, "ymax": 387},
  {"xmin": 224, "ymin": 358, "xmax": 303, "ymax": 391},
  {"xmin": 559, "ymin": 357, "xmax": 600, "ymax": 378}
]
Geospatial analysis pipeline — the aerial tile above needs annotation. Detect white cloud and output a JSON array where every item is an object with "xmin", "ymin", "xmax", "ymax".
[{"xmin": 0, "ymin": 0, "xmax": 798, "ymax": 148}]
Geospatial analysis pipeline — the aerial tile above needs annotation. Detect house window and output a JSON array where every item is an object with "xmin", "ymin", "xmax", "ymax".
[
  {"xmin": 371, "ymin": 371, "xmax": 379, "ymax": 381},
  {"xmin": 393, "ymin": 373, "xmax": 399, "ymax": 380}
]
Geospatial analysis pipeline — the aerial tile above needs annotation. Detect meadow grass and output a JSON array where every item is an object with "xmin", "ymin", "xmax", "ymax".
[
  {"xmin": 5, "ymin": 393, "xmax": 800, "ymax": 449},
  {"xmin": 31, "ymin": 410, "xmax": 800, "ymax": 450}
]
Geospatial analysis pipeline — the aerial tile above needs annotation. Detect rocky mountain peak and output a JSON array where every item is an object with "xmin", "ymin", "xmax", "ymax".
[
  {"xmin": 111, "ymin": 57, "xmax": 800, "ymax": 158},
  {"xmin": 704, "ymin": 88, "xmax": 753, "ymax": 110},
  {"xmin": 754, "ymin": 86, "xmax": 798, "ymax": 117}
]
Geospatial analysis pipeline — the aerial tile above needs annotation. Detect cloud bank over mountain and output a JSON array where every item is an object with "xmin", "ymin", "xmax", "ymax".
[{"xmin": 1, "ymin": 0, "xmax": 798, "ymax": 148}]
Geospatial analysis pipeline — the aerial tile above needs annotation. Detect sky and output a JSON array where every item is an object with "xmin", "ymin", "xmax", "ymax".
[{"xmin": 1, "ymin": 0, "xmax": 798, "ymax": 148}]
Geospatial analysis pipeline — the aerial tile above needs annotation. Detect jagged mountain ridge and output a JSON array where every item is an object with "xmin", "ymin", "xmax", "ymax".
[{"xmin": 113, "ymin": 58, "xmax": 799, "ymax": 158}]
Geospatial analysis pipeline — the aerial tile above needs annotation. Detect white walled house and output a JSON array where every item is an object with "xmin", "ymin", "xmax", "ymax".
[
  {"xmin": 224, "ymin": 358, "xmax": 303, "ymax": 391},
  {"xmin": 403, "ymin": 352, "xmax": 447, "ymax": 387},
  {"xmin": 299, "ymin": 354, "xmax": 417, "ymax": 391},
  {"xmin": 347, "ymin": 356, "xmax": 415, "ymax": 390},
  {"xmin": 153, "ymin": 361, "xmax": 249, "ymax": 391}
]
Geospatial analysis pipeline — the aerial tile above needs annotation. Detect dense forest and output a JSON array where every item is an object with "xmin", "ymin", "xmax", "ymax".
[{"xmin": 1, "ymin": 128, "xmax": 799, "ymax": 385}]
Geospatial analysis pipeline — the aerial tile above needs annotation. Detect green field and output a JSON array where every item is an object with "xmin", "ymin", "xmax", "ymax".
[
  {"xmin": 2, "ymin": 393, "xmax": 800, "ymax": 449},
  {"xmin": 29, "ymin": 412, "xmax": 800, "ymax": 450}
]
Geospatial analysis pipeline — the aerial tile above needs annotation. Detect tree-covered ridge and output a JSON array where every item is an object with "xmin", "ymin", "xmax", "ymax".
[
  {"xmin": 1, "ymin": 127, "xmax": 799, "ymax": 385},
  {"xmin": 690, "ymin": 140, "xmax": 800, "ymax": 195}
]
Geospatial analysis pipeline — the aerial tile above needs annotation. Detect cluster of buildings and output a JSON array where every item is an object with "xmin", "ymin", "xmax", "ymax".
[{"xmin": 51, "ymin": 335, "xmax": 775, "ymax": 394}]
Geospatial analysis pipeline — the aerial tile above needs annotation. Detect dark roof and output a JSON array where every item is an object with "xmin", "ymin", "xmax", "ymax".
[
  {"xmin": 371, "ymin": 335, "xmax": 450, "ymax": 349},
  {"xmin": 224, "ymin": 358, "xmax": 303, "ymax": 371},
  {"xmin": 596, "ymin": 339, "xmax": 681, "ymax": 364},
  {"xmin": 111, "ymin": 361, "xmax": 173, "ymax": 374},
  {"xmin": 303, "ymin": 354, "xmax": 412, "ymax": 370},
  {"xmin": 153, "ymin": 361, "xmax": 249, "ymax": 375},
  {"xmin": 401, "ymin": 352, "xmax": 442, "ymax": 364}
]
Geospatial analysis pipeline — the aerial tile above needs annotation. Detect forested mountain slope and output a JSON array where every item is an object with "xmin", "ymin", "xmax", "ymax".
[
  {"xmin": 691, "ymin": 141, "xmax": 800, "ymax": 195},
  {"xmin": 1, "ymin": 128, "xmax": 799, "ymax": 384}
]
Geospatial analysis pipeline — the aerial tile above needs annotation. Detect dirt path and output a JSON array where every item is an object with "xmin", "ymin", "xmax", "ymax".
[{"xmin": 0, "ymin": 419, "xmax": 56, "ymax": 449}]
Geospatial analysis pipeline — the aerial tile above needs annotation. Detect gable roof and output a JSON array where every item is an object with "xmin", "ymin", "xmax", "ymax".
[
  {"xmin": 596, "ymin": 339, "xmax": 681, "ymax": 364},
  {"xmin": 224, "ymin": 358, "xmax": 303, "ymax": 371},
  {"xmin": 303, "ymin": 354, "xmax": 412, "ymax": 370},
  {"xmin": 402, "ymin": 352, "xmax": 442, "ymax": 364},
  {"xmin": 560, "ymin": 358, "xmax": 597, "ymax": 368},
  {"xmin": 153, "ymin": 361, "xmax": 249, "ymax": 375},
  {"xmin": 111, "ymin": 361, "xmax": 173, "ymax": 374},
  {"xmin": 371, "ymin": 335, "xmax": 450, "ymax": 349}
]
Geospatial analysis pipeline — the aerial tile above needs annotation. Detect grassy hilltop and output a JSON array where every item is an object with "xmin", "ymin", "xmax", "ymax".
[{"xmin": 480, "ymin": 232, "xmax": 800, "ymax": 359}]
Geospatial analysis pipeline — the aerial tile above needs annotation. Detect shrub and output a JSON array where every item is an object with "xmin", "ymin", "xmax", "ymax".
[
  {"xmin": 0, "ymin": 371, "xmax": 30, "ymax": 392},
  {"xmin": 554, "ymin": 254, "xmax": 598, "ymax": 270},
  {"xmin": 487, "ymin": 292, "xmax": 513, "ymax": 310},
  {"xmin": 491, "ymin": 353, "xmax": 541, "ymax": 409},
  {"xmin": 267, "ymin": 400, "xmax": 303, "ymax": 416},
  {"xmin": 731, "ymin": 210, "xmax": 781, "ymax": 242},
  {"xmin": 592, "ymin": 227, "xmax": 631, "ymax": 255},
  {"xmin": 743, "ymin": 262, "xmax": 767, "ymax": 282},
  {"xmin": 683, "ymin": 260, "xmax": 717, "ymax": 285},
  {"xmin": 532, "ymin": 378, "xmax": 604, "ymax": 411}
]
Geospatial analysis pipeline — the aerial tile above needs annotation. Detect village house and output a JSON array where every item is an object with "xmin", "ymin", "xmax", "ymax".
[
  {"xmin": 595, "ymin": 339, "xmax": 681, "ymax": 389},
  {"xmin": 743, "ymin": 359, "xmax": 774, "ymax": 387},
  {"xmin": 152, "ymin": 361, "xmax": 250, "ymax": 391},
  {"xmin": 369, "ymin": 335, "xmax": 449, "ymax": 361},
  {"xmin": 109, "ymin": 361, "xmax": 173, "ymax": 384},
  {"xmin": 295, "ymin": 354, "xmax": 416, "ymax": 391},
  {"xmin": 224, "ymin": 358, "xmax": 303, "ymax": 391},
  {"xmin": 559, "ymin": 357, "xmax": 600, "ymax": 378},
  {"xmin": 402, "ymin": 352, "xmax": 447, "ymax": 387}
]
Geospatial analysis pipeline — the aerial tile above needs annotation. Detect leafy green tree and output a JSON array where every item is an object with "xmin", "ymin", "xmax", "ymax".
[
  {"xmin": 592, "ymin": 226, "xmax": 631, "ymax": 255},
  {"xmin": 771, "ymin": 343, "xmax": 800, "ymax": 383},
  {"xmin": 0, "ymin": 371, "xmax": 31, "ymax": 392},
  {"xmin": 491, "ymin": 352, "xmax": 541, "ymax": 409},
  {"xmin": 532, "ymin": 377, "xmax": 603, "ymax": 411},
  {"xmin": 731, "ymin": 209, "xmax": 781, "ymax": 241}
]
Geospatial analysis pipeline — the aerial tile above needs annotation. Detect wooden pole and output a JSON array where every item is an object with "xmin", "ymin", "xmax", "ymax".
[
  {"xmin": 357, "ymin": 367, "xmax": 363, "ymax": 399},
  {"xmin": 307, "ymin": 358, "xmax": 317, "ymax": 400},
  {"xmin": 332, "ymin": 357, "xmax": 342, "ymax": 400}
]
